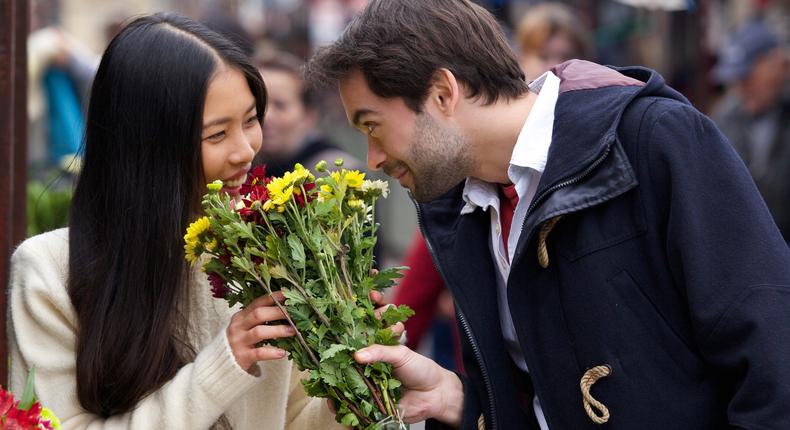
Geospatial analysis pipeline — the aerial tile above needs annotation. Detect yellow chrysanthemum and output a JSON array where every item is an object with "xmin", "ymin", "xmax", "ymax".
[
  {"xmin": 330, "ymin": 171, "xmax": 343, "ymax": 184},
  {"xmin": 347, "ymin": 199, "xmax": 364, "ymax": 209},
  {"xmin": 267, "ymin": 175, "xmax": 295, "ymax": 206},
  {"xmin": 292, "ymin": 163, "xmax": 313, "ymax": 182},
  {"xmin": 41, "ymin": 407, "xmax": 61, "ymax": 429},
  {"xmin": 345, "ymin": 170, "xmax": 365, "ymax": 189},
  {"xmin": 184, "ymin": 217, "xmax": 211, "ymax": 264}
]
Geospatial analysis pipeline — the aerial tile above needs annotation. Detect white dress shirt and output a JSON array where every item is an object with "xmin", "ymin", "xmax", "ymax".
[{"xmin": 460, "ymin": 71, "xmax": 560, "ymax": 429}]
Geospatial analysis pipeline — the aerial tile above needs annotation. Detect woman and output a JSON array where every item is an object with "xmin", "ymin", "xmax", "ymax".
[
  {"xmin": 254, "ymin": 52, "xmax": 360, "ymax": 176},
  {"xmin": 515, "ymin": 2, "xmax": 591, "ymax": 81},
  {"xmin": 9, "ymin": 13, "xmax": 340, "ymax": 429}
]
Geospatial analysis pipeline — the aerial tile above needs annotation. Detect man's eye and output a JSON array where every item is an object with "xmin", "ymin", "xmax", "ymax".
[{"xmin": 364, "ymin": 123, "xmax": 378, "ymax": 137}]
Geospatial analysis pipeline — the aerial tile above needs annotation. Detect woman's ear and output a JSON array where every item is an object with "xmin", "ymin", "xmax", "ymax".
[{"xmin": 427, "ymin": 68, "xmax": 461, "ymax": 118}]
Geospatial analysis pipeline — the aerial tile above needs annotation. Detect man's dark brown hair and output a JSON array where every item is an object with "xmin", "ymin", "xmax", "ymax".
[{"xmin": 306, "ymin": 0, "xmax": 529, "ymax": 112}]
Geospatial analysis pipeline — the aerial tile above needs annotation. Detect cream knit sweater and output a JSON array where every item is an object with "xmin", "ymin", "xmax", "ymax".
[{"xmin": 8, "ymin": 229, "xmax": 343, "ymax": 430}]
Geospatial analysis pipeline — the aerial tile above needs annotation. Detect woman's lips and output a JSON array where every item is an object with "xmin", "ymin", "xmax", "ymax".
[{"xmin": 221, "ymin": 172, "xmax": 248, "ymax": 194}]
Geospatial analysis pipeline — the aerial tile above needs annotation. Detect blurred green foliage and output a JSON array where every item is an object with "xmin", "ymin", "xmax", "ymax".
[{"xmin": 27, "ymin": 181, "xmax": 72, "ymax": 237}]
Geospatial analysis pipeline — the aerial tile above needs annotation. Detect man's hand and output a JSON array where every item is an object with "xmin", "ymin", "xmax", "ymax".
[{"xmin": 354, "ymin": 345, "xmax": 464, "ymax": 427}]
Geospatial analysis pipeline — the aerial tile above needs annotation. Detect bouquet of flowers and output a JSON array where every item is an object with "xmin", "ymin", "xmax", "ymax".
[
  {"xmin": 1, "ymin": 369, "xmax": 61, "ymax": 430},
  {"xmin": 184, "ymin": 160, "xmax": 413, "ymax": 429}
]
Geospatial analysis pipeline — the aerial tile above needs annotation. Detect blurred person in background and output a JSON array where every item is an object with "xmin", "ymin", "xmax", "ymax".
[
  {"xmin": 712, "ymin": 19, "xmax": 790, "ymax": 244},
  {"xmin": 255, "ymin": 52, "xmax": 360, "ymax": 176},
  {"xmin": 515, "ymin": 2, "xmax": 591, "ymax": 81},
  {"xmin": 28, "ymin": 25, "xmax": 98, "ymax": 179}
]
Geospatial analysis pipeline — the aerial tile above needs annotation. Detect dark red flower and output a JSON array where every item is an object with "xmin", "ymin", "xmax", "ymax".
[
  {"xmin": 219, "ymin": 249, "xmax": 231, "ymax": 266},
  {"xmin": 240, "ymin": 165, "xmax": 268, "ymax": 195},
  {"xmin": 294, "ymin": 182, "xmax": 317, "ymax": 207},
  {"xmin": 239, "ymin": 184, "xmax": 270, "ymax": 223},
  {"xmin": 208, "ymin": 272, "xmax": 230, "ymax": 299}
]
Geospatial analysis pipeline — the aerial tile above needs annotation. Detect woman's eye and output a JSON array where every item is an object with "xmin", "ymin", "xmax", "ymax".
[
  {"xmin": 244, "ymin": 116, "xmax": 258, "ymax": 126},
  {"xmin": 204, "ymin": 131, "xmax": 225, "ymax": 142}
]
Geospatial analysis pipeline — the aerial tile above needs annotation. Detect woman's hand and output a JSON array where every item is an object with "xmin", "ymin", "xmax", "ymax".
[
  {"xmin": 369, "ymin": 290, "xmax": 405, "ymax": 339},
  {"xmin": 227, "ymin": 292, "xmax": 296, "ymax": 372}
]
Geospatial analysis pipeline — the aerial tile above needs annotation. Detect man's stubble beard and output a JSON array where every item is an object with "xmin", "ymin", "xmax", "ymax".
[{"xmin": 407, "ymin": 113, "xmax": 474, "ymax": 202}]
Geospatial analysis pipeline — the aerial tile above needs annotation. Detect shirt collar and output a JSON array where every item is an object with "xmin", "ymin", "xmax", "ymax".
[{"xmin": 461, "ymin": 71, "xmax": 560, "ymax": 215}]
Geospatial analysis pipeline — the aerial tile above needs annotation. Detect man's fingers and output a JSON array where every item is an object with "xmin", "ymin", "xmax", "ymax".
[{"xmin": 354, "ymin": 344, "xmax": 413, "ymax": 368}]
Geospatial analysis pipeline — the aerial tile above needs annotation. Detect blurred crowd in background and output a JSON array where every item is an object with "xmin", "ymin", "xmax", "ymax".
[{"xmin": 26, "ymin": 0, "xmax": 790, "ymax": 371}]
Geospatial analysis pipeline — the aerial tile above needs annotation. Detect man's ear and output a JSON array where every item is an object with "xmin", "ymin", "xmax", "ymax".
[{"xmin": 427, "ymin": 68, "xmax": 461, "ymax": 117}]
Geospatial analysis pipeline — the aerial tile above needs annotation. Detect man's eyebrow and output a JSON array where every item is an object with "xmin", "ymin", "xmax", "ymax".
[
  {"xmin": 203, "ymin": 102, "xmax": 257, "ymax": 129},
  {"xmin": 351, "ymin": 108, "xmax": 377, "ymax": 127}
]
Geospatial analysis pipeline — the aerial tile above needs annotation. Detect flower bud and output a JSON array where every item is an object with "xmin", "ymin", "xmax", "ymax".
[
  {"xmin": 315, "ymin": 160, "xmax": 328, "ymax": 172},
  {"xmin": 207, "ymin": 180, "xmax": 223, "ymax": 192}
]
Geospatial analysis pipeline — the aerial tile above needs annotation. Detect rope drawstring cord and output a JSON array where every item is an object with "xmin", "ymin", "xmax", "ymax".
[
  {"xmin": 537, "ymin": 216, "xmax": 562, "ymax": 268},
  {"xmin": 580, "ymin": 365, "xmax": 612, "ymax": 424}
]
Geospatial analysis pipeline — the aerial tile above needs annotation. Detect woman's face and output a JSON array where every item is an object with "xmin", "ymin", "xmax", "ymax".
[
  {"xmin": 520, "ymin": 33, "xmax": 578, "ymax": 81},
  {"xmin": 201, "ymin": 65, "xmax": 263, "ymax": 197},
  {"xmin": 259, "ymin": 68, "xmax": 316, "ymax": 159}
]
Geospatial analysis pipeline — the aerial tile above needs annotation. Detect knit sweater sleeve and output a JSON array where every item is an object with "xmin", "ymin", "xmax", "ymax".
[
  {"xmin": 284, "ymin": 368, "xmax": 344, "ymax": 429},
  {"xmin": 8, "ymin": 230, "xmax": 261, "ymax": 429}
]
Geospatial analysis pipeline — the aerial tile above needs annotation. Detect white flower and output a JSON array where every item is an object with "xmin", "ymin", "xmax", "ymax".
[{"xmin": 361, "ymin": 179, "xmax": 390, "ymax": 198}]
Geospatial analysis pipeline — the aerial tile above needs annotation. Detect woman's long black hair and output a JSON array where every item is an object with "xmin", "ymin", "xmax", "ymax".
[{"xmin": 68, "ymin": 12, "xmax": 265, "ymax": 417}]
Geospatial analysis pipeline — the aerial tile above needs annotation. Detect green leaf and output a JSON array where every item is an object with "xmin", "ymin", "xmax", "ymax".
[
  {"xmin": 320, "ymin": 343, "xmax": 352, "ymax": 361},
  {"xmin": 382, "ymin": 304, "xmax": 415, "ymax": 326},
  {"xmin": 343, "ymin": 366, "xmax": 369, "ymax": 396},
  {"xmin": 372, "ymin": 266, "xmax": 407, "ymax": 290},
  {"xmin": 269, "ymin": 265, "xmax": 290, "ymax": 280},
  {"xmin": 341, "ymin": 412, "xmax": 359, "ymax": 427},
  {"xmin": 281, "ymin": 287, "xmax": 307, "ymax": 305},
  {"xmin": 287, "ymin": 234, "xmax": 306, "ymax": 269},
  {"xmin": 19, "ymin": 367, "xmax": 37, "ymax": 410}
]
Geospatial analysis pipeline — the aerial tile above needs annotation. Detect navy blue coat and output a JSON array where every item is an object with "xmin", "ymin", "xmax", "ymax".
[{"xmin": 419, "ymin": 61, "xmax": 790, "ymax": 429}]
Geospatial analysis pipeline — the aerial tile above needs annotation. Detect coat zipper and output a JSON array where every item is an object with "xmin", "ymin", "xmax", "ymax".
[
  {"xmin": 413, "ymin": 198, "xmax": 498, "ymax": 430},
  {"xmin": 526, "ymin": 143, "xmax": 613, "ymax": 217}
]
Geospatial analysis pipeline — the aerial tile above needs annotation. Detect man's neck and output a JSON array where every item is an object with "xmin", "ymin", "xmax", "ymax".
[{"xmin": 463, "ymin": 92, "xmax": 538, "ymax": 184}]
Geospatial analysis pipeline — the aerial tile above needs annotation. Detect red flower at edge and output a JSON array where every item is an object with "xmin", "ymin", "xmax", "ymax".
[{"xmin": 0, "ymin": 389, "xmax": 48, "ymax": 429}]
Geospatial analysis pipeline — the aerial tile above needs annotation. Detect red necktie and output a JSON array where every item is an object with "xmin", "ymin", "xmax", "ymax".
[{"xmin": 498, "ymin": 183, "xmax": 519, "ymax": 259}]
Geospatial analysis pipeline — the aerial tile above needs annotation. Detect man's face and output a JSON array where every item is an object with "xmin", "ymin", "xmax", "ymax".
[{"xmin": 338, "ymin": 70, "xmax": 473, "ymax": 202}]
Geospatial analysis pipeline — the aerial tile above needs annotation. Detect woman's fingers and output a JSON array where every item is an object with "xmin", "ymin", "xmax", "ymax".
[
  {"xmin": 242, "ymin": 323, "xmax": 296, "ymax": 345},
  {"xmin": 241, "ymin": 305, "xmax": 288, "ymax": 329}
]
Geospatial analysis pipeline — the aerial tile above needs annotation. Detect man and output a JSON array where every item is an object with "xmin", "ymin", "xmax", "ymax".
[
  {"xmin": 307, "ymin": 1, "xmax": 790, "ymax": 428},
  {"xmin": 712, "ymin": 20, "xmax": 790, "ymax": 243}
]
